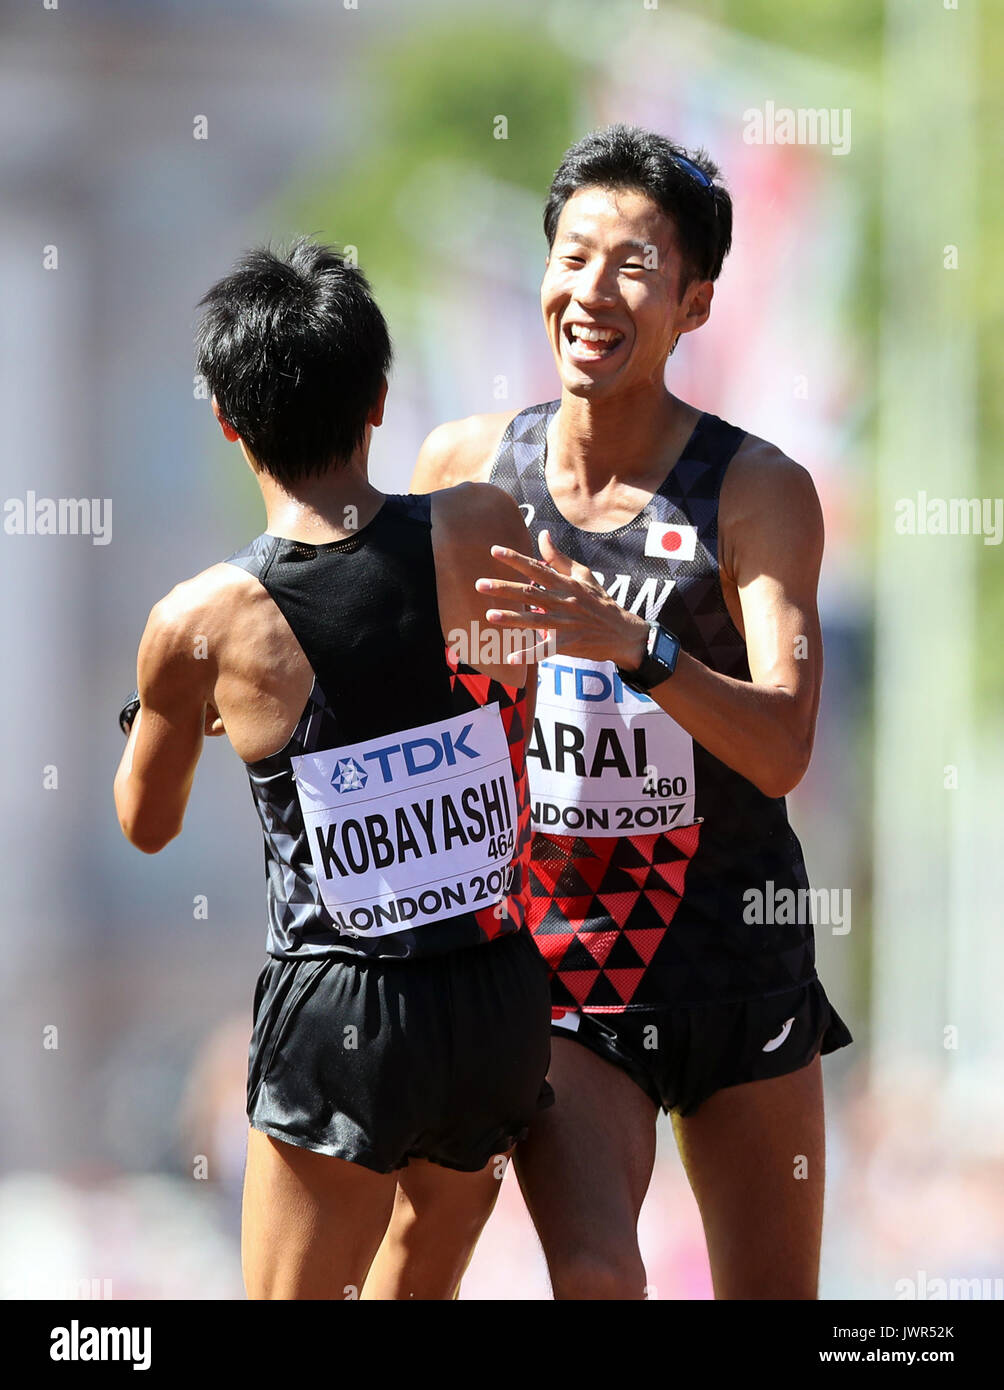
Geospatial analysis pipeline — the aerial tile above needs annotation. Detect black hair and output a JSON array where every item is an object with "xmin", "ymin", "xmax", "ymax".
[
  {"xmin": 543, "ymin": 124, "xmax": 733, "ymax": 291},
  {"xmin": 195, "ymin": 237, "xmax": 392, "ymax": 484}
]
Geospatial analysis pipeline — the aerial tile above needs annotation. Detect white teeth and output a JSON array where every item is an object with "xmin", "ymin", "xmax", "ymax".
[{"xmin": 569, "ymin": 324, "xmax": 620, "ymax": 343}]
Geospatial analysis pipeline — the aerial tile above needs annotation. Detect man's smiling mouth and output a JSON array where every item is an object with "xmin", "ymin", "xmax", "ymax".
[{"xmin": 563, "ymin": 322, "xmax": 626, "ymax": 362}]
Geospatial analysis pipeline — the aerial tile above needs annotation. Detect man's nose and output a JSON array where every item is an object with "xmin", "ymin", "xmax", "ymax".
[{"xmin": 575, "ymin": 260, "xmax": 620, "ymax": 307}]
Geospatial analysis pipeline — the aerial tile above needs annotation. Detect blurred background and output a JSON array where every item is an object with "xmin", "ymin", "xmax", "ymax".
[{"xmin": 1, "ymin": 0, "xmax": 1001, "ymax": 1300}]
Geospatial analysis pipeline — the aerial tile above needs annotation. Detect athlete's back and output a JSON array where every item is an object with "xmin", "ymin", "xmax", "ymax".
[
  {"xmin": 114, "ymin": 239, "xmax": 554, "ymax": 1297},
  {"xmin": 222, "ymin": 487, "xmax": 536, "ymax": 958}
]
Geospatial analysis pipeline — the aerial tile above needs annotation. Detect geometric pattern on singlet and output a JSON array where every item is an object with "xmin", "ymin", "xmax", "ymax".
[
  {"xmin": 528, "ymin": 822, "xmax": 700, "ymax": 1011},
  {"xmin": 444, "ymin": 644, "xmax": 534, "ymax": 943},
  {"xmin": 497, "ymin": 400, "xmax": 751, "ymax": 678},
  {"xmin": 491, "ymin": 401, "xmax": 819, "ymax": 1012}
]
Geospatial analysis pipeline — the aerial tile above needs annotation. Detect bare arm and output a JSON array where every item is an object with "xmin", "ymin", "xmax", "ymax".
[
  {"xmin": 649, "ymin": 452, "xmax": 823, "ymax": 797},
  {"xmin": 477, "ymin": 448, "xmax": 824, "ymax": 800},
  {"xmin": 416, "ymin": 414, "xmax": 538, "ymax": 738},
  {"xmin": 113, "ymin": 588, "xmax": 217, "ymax": 853},
  {"xmin": 432, "ymin": 481, "xmax": 538, "ymax": 730}
]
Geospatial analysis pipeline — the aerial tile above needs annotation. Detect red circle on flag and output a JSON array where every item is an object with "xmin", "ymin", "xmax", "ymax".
[{"xmin": 661, "ymin": 531, "xmax": 682, "ymax": 551}]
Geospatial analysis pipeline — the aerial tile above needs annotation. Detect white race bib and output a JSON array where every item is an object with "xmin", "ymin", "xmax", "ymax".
[
  {"xmin": 291, "ymin": 704, "xmax": 517, "ymax": 936},
  {"xmin": 528, "ymin": 656, "xmax": 696, "ymax": 837}
]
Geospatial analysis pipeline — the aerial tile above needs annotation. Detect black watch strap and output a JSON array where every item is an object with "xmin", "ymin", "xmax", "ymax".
[
  {"xmin": 617, "ymin": 622, "xmax": 680, "ymax": 693},
  {"xmin": 119, "ymin": 689, "xmax": 140, "ymax": 736}
]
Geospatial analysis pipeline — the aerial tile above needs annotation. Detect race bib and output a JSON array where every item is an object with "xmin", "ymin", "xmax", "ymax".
[
  {"xmin": 528, "ymin": 656, "xmax": 696, "ymax": 837},
  {"xmin": 291, "ymin": 704, "xmax": 517, "ymax": 936}
]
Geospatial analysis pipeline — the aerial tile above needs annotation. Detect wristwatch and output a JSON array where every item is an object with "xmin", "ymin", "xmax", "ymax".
[
  {"xmin": 119, "ymin": 688, "xmax": 141, "ymax": 736},
  {"xmin": 617, "ymin": 622, "xmax": 681, "ymax": 692}
]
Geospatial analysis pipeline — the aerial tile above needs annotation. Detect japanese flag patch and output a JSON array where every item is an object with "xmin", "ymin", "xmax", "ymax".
[{"xmin": 644, "ymin": 521, "xmax": 698, "ymax": 562}]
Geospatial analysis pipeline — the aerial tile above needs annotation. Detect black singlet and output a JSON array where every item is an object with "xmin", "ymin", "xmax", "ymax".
[{"xmin": 226, "ymin": 493, "xmax": 531, "ymax": 961}]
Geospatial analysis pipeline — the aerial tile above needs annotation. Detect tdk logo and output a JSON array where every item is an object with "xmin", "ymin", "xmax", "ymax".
[
  {"xmin": 542, "ymin": 661, "xmax": 652, "ymax": 705},
  {"xmin": 331, "ymin": 757, "xmax": 368, "ymax": 793},
  {"xmin": 363, "ymin": 724, "xmax": 479, "ymax": 783}
]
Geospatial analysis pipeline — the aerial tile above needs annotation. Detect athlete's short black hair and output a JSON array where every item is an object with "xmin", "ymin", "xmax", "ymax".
[
  {"xmin": 543, "ymin": 124, "xmax": 733, "ymax": 291},
  {"xmin": 195, "ymin": 237, "xmax": 392, "ymax": 484}
]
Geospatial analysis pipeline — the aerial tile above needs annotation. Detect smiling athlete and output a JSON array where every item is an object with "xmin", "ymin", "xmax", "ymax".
[{"xmin": 412, "ymin": 126, "xmax": 852, "ymax": 1299}]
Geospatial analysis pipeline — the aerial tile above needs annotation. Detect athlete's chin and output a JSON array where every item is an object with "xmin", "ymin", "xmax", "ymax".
[
  {"xmin": 556, "ymin": 351, "xmax": 667, "ymax": 403},
  {"xmin": 558, "ymin": 368, "xmax": 627, "ymax": 401},
  {"xmin": 551, "ymin": 337, "xmax": 633, "ymax": 398}
]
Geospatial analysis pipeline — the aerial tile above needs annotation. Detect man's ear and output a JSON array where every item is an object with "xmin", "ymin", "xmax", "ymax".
[
  {"xmin": 683, "ymin": 279, "xmax": 714, "ymax": 333},
  {"xmin": 211, "ymin": 395, "xmax": 240, "ymax": 443},
  {"xmin": 368, "ymin": 376, "xmax": 389, "ymax": 429}
]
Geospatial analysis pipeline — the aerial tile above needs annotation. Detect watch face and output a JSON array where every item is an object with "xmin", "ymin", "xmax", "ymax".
[{"xmin": 652, "ymin": 627, "xmax": 680, "ymax": 672}]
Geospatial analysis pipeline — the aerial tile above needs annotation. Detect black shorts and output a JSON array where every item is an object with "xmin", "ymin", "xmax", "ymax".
[
  {"xmin": 247, "ymin": 927, "xmax": 554, "ymax": 1174},
  {"xmin": 550, "ymin": 977, "xmax": 852, "ymax": 1117}
]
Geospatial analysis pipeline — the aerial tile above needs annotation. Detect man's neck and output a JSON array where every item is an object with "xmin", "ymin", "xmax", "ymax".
[
  {"xmin": 550, "ymin": 383, "xmax": 699, "ymax": 489},
  {"xmin": 259, "ymin": 455, "xmax": 384, "ymax": 543}
]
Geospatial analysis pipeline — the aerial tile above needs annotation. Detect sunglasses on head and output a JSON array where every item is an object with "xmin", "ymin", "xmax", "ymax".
[{"xmin": 674, "ymin": 155, "xmax": 713, "ymax": 189}]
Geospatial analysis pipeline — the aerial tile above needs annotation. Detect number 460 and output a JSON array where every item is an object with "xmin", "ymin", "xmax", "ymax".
[{"xmin": 641, "ymin": 764, "xmax": 688, "ymax": 799}]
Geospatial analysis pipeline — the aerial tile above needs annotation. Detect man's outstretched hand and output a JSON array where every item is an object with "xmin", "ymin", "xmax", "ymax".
[{"xmin": 475, "ymin": 528, "xmax": 649, "ymax": 670}]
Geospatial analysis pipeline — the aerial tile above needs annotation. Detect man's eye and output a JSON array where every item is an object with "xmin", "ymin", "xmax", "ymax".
[
  {"xmin": 562, "ymin": 256, "xmax": 585, "ymax": 266},
  {"xmin": 623, "ymin": 262, "xmax": 645, "ymax": 270}
]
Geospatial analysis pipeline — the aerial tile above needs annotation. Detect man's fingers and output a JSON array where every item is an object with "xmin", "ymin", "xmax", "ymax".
[
  {"xmin": 504, "ymin": 630, "xmax": 560, "ymax": 665},
  {"xmin": 485, "ymin": 606, "xmax": 571, "ymax": 629},
  {"xmin": 488, "ymin": 545, "xmax": 570, "ymax": 589},
  {"xmin": 476, "ymin": 576, "xmax": 572, "ymax": 607},
  {"xmin": 487, "ymin": 537, "xmax": 592, "ymax": 592},
  {"xmin": 539, "ymin": 528, "xmax": 592, "ymax": 582},
  {"xmin": 537, "ymin": 528, "xmax": 572, "ymax": 572}
]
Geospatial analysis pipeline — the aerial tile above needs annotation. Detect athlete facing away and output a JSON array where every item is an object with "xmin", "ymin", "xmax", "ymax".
[
  {"xmin": 113, "ymin": 239, "xmax": 553, "ymax": 1300},
  {"xmin": 411, "ymin": 126, "xmax": 852, "ymax": 1300}
]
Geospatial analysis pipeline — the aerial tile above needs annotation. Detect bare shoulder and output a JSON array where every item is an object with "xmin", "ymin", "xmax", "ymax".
[
  {"xmin": 142, "ymin": 563, "xmax": 261, "ymax": 665},
  {"xmin": 433, "ymin": 479, "xmax": 524, "ymax": 528},
  {"xmin": 722, "ymin": 432, "xmax": 822, "ymax": 525},
  {"xmin": 411, "ymin": 411, "xmax": 516, "ymax": 491},
  {"xmin": 719, "ymin": 433, "xmax": 823, "ymax": 583},
  {"xmin": 431, "ymin": 483, "xmax": 533, "ymax": 580},
  {"xmin": 152, "ymin": 561, "xmax": 257, "ymax": 626}
]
